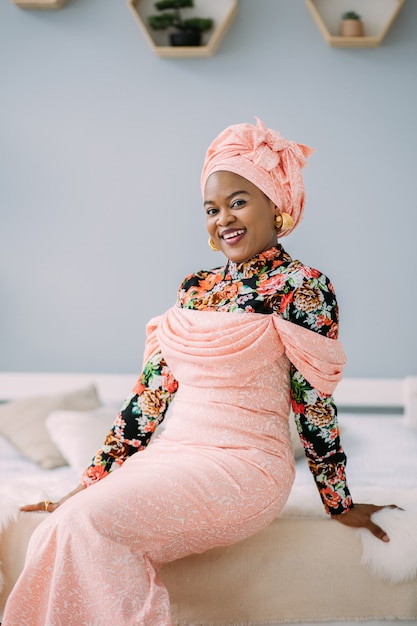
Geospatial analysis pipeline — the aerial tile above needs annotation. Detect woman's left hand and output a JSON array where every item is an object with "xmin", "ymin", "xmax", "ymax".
[{"xmin": 332, "ymin": 503, "xmax": 399, "ymax": 542}]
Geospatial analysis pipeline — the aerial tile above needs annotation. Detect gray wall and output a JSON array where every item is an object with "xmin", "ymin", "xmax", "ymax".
[{"xmin": 1, "ymin": 0, "xmax": 416, "ymax": 378}]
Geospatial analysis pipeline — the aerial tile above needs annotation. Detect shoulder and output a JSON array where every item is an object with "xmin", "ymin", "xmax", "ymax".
[
  {"xmin": 282, "ymin": 259, "xmax": 339, "ymax": 338},
  {"xmin": 176, "ymin": 266, "xmax": 225, "ymax": 308},
  {"xmin": 289, "ymin": 259, "xmax": 337, "ymax": 298},
  {"xmin": 179, "ymin": 265, "xmax": 224, "ymax": 290},
  {"xmin": 272, "ymin": 256, "xmax": 336, "ymax": 299}
]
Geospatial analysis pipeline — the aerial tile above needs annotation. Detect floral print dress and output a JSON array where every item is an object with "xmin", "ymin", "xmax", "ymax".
[
  {"xmin": 81, "ymin": 245, "xmax": 352, "ymax": 516},
  {"xmin": 3, "ymin": 244, "xmax": 352, "ymax": 626}
]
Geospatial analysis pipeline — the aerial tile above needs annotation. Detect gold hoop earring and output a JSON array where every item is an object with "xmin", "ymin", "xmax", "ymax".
[
  {"xmin": 275, "ymin": 212, "xmax": 294, "ymax": 232},
  {"xmin": 208, "ymin": 236, "xmax": 220, "ymax": 252}
]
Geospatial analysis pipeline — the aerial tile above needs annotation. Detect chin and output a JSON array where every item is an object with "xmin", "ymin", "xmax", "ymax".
[{"xmin": 226, "ymin": 253, "xmax": 251, "ymax": 264}]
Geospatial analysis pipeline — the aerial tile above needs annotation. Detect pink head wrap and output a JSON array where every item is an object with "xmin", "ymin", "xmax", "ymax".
[{"xmin": 201, "ymin": 118, "xmax": 314, "ymax": 237}]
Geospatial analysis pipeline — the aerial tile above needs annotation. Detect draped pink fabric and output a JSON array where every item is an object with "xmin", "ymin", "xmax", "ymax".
[
  {"xmin": 145, "ymin": 307, "xmax": 346, "ymax": 395},
  {"xmin": 200, "ymin": 118, "xmax": 314, "ymax": 236},
  {"xmin": 3, "ymin": 307, "xmax": 345, "ymax": 626},
  {"xmin": 271, "ymin": 314, "xmax": 346, "ymax": 395}
]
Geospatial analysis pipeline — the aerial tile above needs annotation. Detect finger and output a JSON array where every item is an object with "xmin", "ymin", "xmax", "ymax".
[
  {"xmin": 20, "ymin": 502, "xmax": 44, "ymax": 512},
  {"xmin": 20, "ymin": 501, "xmax": 57, "ymax": 512},
  {"xmin": 368, "ymin": 503, "xmax": 400, "ymax": 515},
  {"xmin": 373, "ymin": 503, "xmax": 402, "ymax": 511},
  {"xmin": 368, "ymin": 504, "xmax": 385, "ymax": 514},
  {"xmin": 368, "ymin": 520, "xmax": 390, "ymax": 542}
]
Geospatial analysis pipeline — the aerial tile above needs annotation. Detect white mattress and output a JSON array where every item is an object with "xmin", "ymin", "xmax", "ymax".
[
  {"xmin": 280, "ymin": 412, "xmax": 417, "ymax": 520},
  {"xmin": 294, "ymin": 412, "xmax": 417, "ymax": 489},
  {"xmin": 1, "ymin": 412, "xmax": 417, "ymax": 626},
  {"xmin": 1, "ymin": 412, "xmax": 416, "ymax": 511},
  {"xmin": 0, "ymin": 435, "xmax": 78, "ymax": 506}
]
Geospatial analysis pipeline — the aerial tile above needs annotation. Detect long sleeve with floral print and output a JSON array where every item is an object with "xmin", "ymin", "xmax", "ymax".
[
  {"xmin": 81, "ymin": 352, "xmax": 178, "ymax": 486},
  {"xmin": 81, "ymin": 245, "xmax": 352, "ymax": 516}
]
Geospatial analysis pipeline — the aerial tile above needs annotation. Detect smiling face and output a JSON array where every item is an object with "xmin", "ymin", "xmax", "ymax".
[{"xmin": 204, "ymin": 171, "xmax": 279, "ymax": 264}]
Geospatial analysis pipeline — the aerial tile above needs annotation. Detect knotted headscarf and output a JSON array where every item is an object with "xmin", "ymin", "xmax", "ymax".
[{"xmin": 201, "ymin": 118, "xmax": 314, "ymax": 237}]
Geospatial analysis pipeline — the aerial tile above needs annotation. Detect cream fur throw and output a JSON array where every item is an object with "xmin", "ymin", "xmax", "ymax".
[
  {"xmin": 358, "ymin": 506, "xmax": 417, "ymax": 583},
  {"xmin": 2, "ymin": 485, "xmax": 417, "ymax": 593}
]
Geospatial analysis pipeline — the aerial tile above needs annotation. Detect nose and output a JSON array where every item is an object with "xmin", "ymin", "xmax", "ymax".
[{"xmin": 216, "ymin": 207, "xmax": 235, "ymax": 227}]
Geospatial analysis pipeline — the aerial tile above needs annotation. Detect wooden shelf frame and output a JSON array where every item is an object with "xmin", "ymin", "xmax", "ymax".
[
  {"xmin": 306, "ymin": 0, "xmax": 404, "ymax": 48},
  {"xmin": 128, "ymin": 0, "xmax": 238, "ymax": 58},
  {"xmin": 12, "ymin": 0, "xmax": 66, "ymax": 8}
]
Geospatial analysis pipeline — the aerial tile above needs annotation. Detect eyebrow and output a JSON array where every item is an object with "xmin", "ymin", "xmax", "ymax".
[{"xmin": 203, "ymin": 190, "xmax": 250, "ymax": 207}]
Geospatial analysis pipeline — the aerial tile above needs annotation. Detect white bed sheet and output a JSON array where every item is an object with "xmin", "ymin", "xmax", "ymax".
[
  {"xmin": 293, "ymin": 412, "xmax": 417, "ymax": 490},
  {"xmin": 0, "ymin": 435, "xmax": 78, "ymax": 506},
  {"xmin": 280, "ymin": 412, "xmax": 417, "ymax": 519},
  {"xmin": 1, "ymin": 412, "xmax": 416, "ymax": 513}
]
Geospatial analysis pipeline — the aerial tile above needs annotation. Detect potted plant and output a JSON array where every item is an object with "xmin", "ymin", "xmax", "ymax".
[
  {"xmin": 148, "ymin": 0, "xmax": 214, "ymax": 47},
  {"xmin": 339, "ymin": 11, "xmax": 364, "ymax": 37}
]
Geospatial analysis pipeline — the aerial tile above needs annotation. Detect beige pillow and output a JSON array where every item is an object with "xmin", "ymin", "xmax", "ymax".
[
  {"xmin": 45, "ymin": 406, "xmax": 118, "ymax": 475},
  {"xmin": 0, "ymin": 384, "xmax": 102, "ymax": 469}
]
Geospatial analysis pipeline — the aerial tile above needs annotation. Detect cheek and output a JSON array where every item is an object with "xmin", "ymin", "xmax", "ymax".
[
  {"xmin": 206, "ymin": 218, "xmax": 215, "ymax": 234},
  {"xmin": 259, "ymin": 218, "xmax": 277, "ymax": 242}
]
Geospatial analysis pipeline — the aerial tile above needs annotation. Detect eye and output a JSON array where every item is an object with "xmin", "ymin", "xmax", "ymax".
[
  {"xmin": 206, "ymin": 207, "xmax": 218, "ymax": 216},
  {"xmin": 231, "ymin": 199, "xmax": 246, "ymax": 209}
]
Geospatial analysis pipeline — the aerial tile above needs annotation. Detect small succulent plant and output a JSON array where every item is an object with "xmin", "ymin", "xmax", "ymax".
[{"xmin": 341, "ymin": 11, "xmax": 361, "ymax": 20}]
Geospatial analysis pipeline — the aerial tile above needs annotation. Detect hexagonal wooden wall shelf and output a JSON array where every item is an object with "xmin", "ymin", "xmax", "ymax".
[
  {"xmin": 128, "ymin": 0, "xmax": 238, "ymax": 58},
  {"xmin": 306, "ymin": 0, "xmax": 404, "ymax": 48},
  {"xmin": 12, "ymin": 0, "xmax": 66, "ymax": 7}
]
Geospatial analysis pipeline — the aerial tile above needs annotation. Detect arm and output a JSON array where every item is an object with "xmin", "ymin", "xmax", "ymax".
[
  {"xmin": 283, "ymin": 267, "xmax": 352, "ymax": 514},
  {"xmin": 290, "ymin": 366, "xmax": 352, "ymax": 516},
  {"xmin": 284, "ymin": 269, "xmax": 394, "ymax": 539},
  {"xmin": 81, "ymin": 351, "xmax": 178, "ymax": 485},
  {"xmin": 21, "ymin": 351, "xmax": 178, "ymax": 513}
]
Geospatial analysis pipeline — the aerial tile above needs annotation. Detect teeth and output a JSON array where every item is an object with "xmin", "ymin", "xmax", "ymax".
[{"xmin": 223, "ymin": 229, "xmax": 245, "ymax": 240}]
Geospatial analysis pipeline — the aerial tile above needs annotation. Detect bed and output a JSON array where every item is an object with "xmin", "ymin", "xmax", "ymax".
[{"xmin": 1, "ymin": 372, "xmax": 417, "ymax": 625}]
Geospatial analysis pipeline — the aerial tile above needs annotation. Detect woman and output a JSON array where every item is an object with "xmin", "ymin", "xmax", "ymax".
[{"xmin": 3, "ymin": 119, "xmax": 392, "ymax": 626}]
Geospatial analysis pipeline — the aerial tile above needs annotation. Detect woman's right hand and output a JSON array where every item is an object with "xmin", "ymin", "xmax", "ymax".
[
  {"xmin": 332, "ymin": 502, "xmax": 399, "ymax": 541},
  {"xmin": 20, "ymin": 483, "xmax": 86, "ymax": 514}
]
